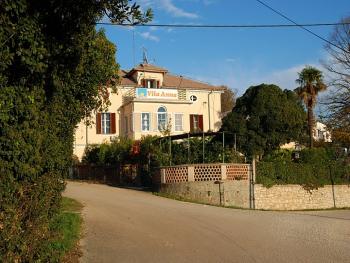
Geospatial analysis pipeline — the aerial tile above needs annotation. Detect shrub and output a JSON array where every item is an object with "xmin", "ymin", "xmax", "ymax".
[
  {"xmin": 82, "ymin": 137, "xmax": 133, "ymax": 166},
  {"xmin": 262, "ymin": 149, "xmax": 293, "ymax": 163},
  {"xmin": 104, "ymin": 137, "xmax": 133, "ymax": 165},
  {"xmin": 82, "ymin": 144, "xmax": 101, "ymax": 165},
  {"xmin": 257, "ymin": 148, "xmax": 350, "ymax": 189},
  {"xmin": 298, "ymin": 147, "xmax": 331, "ymax": 164}
]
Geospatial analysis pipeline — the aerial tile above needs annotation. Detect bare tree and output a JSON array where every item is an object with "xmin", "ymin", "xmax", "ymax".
[
  {"xmin": 220, "ymin": 85, "xmax": 236, "ymax": 117},
  {"xmin": 324, "ymin": 17, "xmax": 350, "ymax": 140}
]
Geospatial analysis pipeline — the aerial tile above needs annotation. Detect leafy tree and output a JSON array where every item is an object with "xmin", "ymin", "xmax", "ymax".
[
  {"xmin": 295, "ymin": 66, "xmax": 327, "ymax": 148},
  {"xmin": 324, "ymin": 17, "xmax": 350, "ymax": 146},
  {"xmin": 0, "ymin": 0, "xmax": 152, "ymax": 261},
  {"xmin": 221, "ymin": 84, "xmax": 306, "ymax": 157},
  {"xmin": 220, "ymin": 85, "xmax": 236, "ymax": 115}
]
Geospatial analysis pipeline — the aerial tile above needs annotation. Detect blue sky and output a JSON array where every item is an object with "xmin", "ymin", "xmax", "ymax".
[{"xmin": 97, "ymin": 0, "xmax": 349, "ymax": 95}]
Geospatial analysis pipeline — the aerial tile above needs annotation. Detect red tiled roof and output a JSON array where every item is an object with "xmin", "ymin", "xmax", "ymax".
[
  {"xmin": 118, "ymin": 70, "xmax": 137, "ymax": 86},
  {"xmin": 118, "ymin": 64, "xmax": 224, "ymax": 91},
  {"xmin": 129, "ymin": 63, "xmax": 168, "ymax": 74},
  {"xmin": 163, "ymin": 74, "xmax": 223, "ymax": 91}
]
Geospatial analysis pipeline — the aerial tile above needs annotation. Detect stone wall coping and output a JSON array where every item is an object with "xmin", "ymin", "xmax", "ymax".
[
  {"xmin": 255, "ymin": 184, "xmax": 350, "ymax": 189},
  {"xmin": 160, "ymin": 163, "xmax": 249, "ymax": 169}
]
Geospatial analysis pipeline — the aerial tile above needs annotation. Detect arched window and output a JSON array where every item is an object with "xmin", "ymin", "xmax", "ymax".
[{"xmin": 157, "ymin": 106, "xmax": 167, "ymax": 131}]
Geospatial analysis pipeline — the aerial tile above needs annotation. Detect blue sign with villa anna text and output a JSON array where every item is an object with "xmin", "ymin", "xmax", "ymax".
[
  {"xmin": 136, "ymin": 88, "xmax": 178, "ymax": 99},
  {"xmin": 136, "ymin": 88, "xmax": 148, "ymax": 97}
]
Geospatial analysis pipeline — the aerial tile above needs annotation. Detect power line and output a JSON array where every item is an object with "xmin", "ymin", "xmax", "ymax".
[
  {"xmin": 254, "ymin": 0, "xmax": 348, "ymax": 53},
  {"xmin": 96, "ymin": 21, "xmax": 350, "ymax": 29}
]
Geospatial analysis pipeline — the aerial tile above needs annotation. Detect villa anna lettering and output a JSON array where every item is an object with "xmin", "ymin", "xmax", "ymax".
[
  {"xmin": 147, "ymin": 89, "xmax": 177, "ymax": 98},
  {"xmin": 136, "ymin": 88, "xmax": 178, "ymax": 99}
]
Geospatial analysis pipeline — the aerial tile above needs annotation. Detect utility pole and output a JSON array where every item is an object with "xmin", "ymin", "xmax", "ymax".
[
  {"xmin": 187, "ymin": 133, "xmax": 190, "ymax": 164},
  {"xmin": 207, "ymin": 90, "xmax": 213, "ymax": 131},
  {"xmin": 222, "ymin": 131, "xmax": 225, "ymax": 163},
  {"xmin": 202, "ymin": 131, "xmax": 205, "ymax": 163},
  {"xmin": 234, "ymin": 133, "xmax": 237, "ymax": 152},
  {"xmin": 169, "ymin": 136, "xmax": 172, "ymax": 166}
]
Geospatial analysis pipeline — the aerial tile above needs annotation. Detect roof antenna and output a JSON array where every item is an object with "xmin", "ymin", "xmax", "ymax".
[{"xmin": 142, "ymin": 47, "xmax": 149, "ymax": 64}]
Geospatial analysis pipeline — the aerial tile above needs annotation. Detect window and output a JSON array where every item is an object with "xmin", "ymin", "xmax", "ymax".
[
  {"xmin": 141, "ymin": 79, "xmax": 160, "ymax": 89},
  {"xmin": 157, "ymin": 106, "xmax": 167, "ymax": 131},
  {"xmin": 190, "ymin": 114, "xmax": 203, "ymax": 133},
  {"xmin": 96, "ymin": 113, "xmax": 116, "ymax": 134},
  {"xmin": 317, "ymin": 130, "xmax": 323, "ymax": 139},
  {"xmin": 175, "ymin": 113, "xmax": 183, "ymax": 131},
  {"xmin": 141, "ymin": 113, "xmax": 150, "ymax": 131},
  {"xmin": 317, "ymin": 129, "xmax": 325, "ymax": 140},
  {"xmin": 102, "ymin": 113, "xmax": 110, "ymax": 134}
]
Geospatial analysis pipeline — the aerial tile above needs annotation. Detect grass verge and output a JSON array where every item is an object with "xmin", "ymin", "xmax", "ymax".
[{"xmin": 46, "ymin": 197, "xmax": 83, "ymax": 262}]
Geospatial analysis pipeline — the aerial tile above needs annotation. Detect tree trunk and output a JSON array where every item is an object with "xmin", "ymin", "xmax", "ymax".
[{"xmin": 307, "ymin": 106, "xmax": 314, "ymax": 148}]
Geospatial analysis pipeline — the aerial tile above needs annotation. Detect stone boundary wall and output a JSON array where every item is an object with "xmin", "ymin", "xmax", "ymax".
[
  {"xmin": 160, "ymin": 180, "xmax": 250, "ymax": 208},
  {"xmin": 159, "ymin": 181, "xmax": 350, "ymax": 210},
  {"xmin": 254, "ymin": 184, "xmax": 350, "ymax": 210}
]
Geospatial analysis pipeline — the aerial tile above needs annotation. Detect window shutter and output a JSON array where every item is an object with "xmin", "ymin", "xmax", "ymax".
[
  {"xmin": 199, "ymin": 115, "xmax": 203, "ymax": 131},
  {"xmin": 141, "ymin": 79, "xmax": 145, "ymax": 87},
  {"xmin": 110, "ymin": 113, "xmax": 116, "ymax": 134},
  {"xmin": 96, "ymin": 113, "xmax": 102, "ymax": 134},
  {"xmin": 190, "ymin": 114, "xmax": 194, "ymax": 133},
  {"xmin": 157, "ymin": 80, "xmax": 160, "ymax": 88}
]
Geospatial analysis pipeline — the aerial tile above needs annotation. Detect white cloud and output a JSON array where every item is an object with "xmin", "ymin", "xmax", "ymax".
[
  {"xmin": 192, "ymin": 62, "xmax": 327, "ymax": 96},
  {"xmin": 202, "ymin": 0, "xmax": 217, "ymax": 6},
  {"xmin": 255, "ymin": 63, "xmax": 327, "ymax": 90},
  {"xmin": 225, "ymin": 58, "xmax": 236, "ymax": 63},
  {"xmin": 139, "ymin": 31, "xmax": 160, "ymax": 42},
  {"xmin": 160, "ymin": 0, "xmax": 198, "ymax": 18},
  {"xmin": 257, "ymin": 65, "xmax": 308, "ymax": 90},
  {"xmin": 139, "ymin": 0, "xmax": 198, "ymax": 19}
]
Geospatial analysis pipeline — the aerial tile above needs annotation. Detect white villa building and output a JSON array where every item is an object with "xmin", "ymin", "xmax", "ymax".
[
  {"xmin": 313, "ymin": 121, "xmax": 331, "ymax": 142},
  {"xmin": 281, "ymin": 121, "xmax": 332, "ymax": 150},
  {"xmin": 73, "ymin": 63, "xmax": 224, "ymax": 159}
]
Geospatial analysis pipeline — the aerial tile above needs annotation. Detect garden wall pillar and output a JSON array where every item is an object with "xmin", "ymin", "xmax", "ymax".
[
  {"xmin": 221, "ymin": 164, "xmax": 227, "ymax": 180},
  {"xmin": 188, "ymin": 166, "xmax": 195, "ymax": 182}
]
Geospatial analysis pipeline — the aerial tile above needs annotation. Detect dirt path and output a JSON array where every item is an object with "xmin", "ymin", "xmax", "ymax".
[{"xmin": 64, "ymin": 181, "xmax": 350, "ymax": 263}]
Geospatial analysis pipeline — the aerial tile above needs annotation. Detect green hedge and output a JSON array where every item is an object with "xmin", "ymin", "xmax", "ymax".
[{"xmin": 257, "ymin": 148, "xmax": 350, "ymax": 189}]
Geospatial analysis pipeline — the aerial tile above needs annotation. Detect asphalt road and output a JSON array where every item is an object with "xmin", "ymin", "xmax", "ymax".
[{"xmin": 64, "ymin": 181, "xmax": 350, "ymax": 263}]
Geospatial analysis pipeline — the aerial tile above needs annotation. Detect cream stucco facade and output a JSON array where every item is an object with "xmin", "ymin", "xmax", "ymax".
[{"xmin": 73, "ymin": 64, "xmax": 224, "ymax": 159}]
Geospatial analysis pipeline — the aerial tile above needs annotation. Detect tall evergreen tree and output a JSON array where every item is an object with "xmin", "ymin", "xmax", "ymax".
[{"xmin": 221, "ymin": 84, "xmax": 306, "ymax": 157}]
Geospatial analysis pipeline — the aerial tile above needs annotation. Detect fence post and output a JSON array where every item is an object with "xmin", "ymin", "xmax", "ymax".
[
  {"xmin": 249, "ymin": 158, "xmax": 256, "ymax": 209},
  {"xmin": 188, "ymin": 165, "xmax": 195, "ymax": 182},
  {"xmin": 222, "ymin": 132, "xmax": 225, "ymax": 163},
  {"xmin": 160, "ymin": 168, "xmax": 166, "ymax": 184}
]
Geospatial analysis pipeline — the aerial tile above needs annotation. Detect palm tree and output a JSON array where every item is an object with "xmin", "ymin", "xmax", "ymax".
[{"xmin": 295, "ymin": 66, "xmax": 327, "ymax": 148}]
